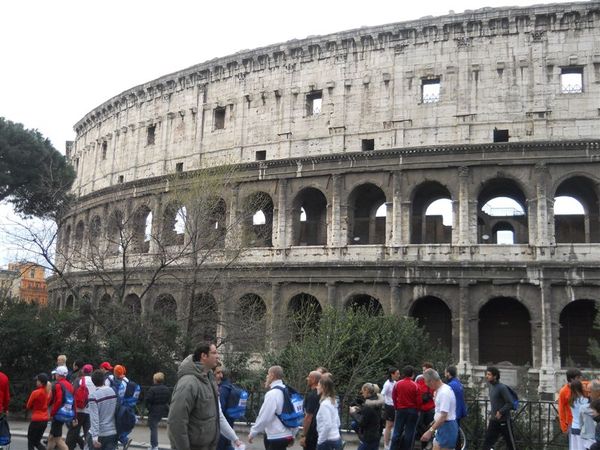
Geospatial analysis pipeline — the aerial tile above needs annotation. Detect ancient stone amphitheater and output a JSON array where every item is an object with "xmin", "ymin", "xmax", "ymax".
[{"xmin": 52, "ymin": 1, "xmax": 600, "ymax": 394}]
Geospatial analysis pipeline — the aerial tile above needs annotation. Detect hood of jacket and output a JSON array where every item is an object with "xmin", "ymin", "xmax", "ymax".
[
  {"xmin": 177, "ymin": 354, "xmax": 211, "ymax": 384},
  {"xmin": 365, "ymin": 393, "xmax": 384, "ymax": 408}
]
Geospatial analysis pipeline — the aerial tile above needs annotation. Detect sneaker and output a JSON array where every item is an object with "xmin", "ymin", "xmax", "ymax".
[{"xmin": 123, "ymin": 438, "xmax": 133, "ymax": 450}]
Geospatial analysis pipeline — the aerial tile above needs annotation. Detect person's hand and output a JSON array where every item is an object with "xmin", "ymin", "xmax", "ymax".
[
  {"xmin": 495, "ymin": 411, "xmax": 502, "ymax": 420},
  {"xmin": 233, "ymin": 439, "xmax": 242, "ymax": 448},
  {"xmin": 93, "ymin": 440, "xmax": 101, "ymax": 448},
  {"xmin": 299, "ymin": 437, "xmax": 306, "ymax": 447},
  {"xmin": 420, "ymin": 429, "xmax": 432, "ymax": 442},
  {"xmin": 349, "ymin": 406, "xmax": 358, "ymax": 414},
  {"xmin": 248, "ymin": 434, "xmax": 253, "ymax": 444},
  {"xmin": 72, "ymin": 418, "xmax": 78, "ymax": 426}
]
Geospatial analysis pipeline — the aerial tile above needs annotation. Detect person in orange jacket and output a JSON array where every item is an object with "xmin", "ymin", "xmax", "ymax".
[
  {"xmin": 558, "ymin": 369, "xmax": 590, "ymax": 436},
  {"xmin": 27, "ymin": 373, "xmax": 51, "ymax": 450}
]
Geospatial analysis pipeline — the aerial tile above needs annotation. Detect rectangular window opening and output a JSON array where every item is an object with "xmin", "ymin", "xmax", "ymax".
[
  {"xmin": 101, "ymin": 142, "xmax": 108, "ymax": 160},
  {"xmin": 493, "ymin": 128, "xmax": 510, "ymax": 143},
  {"xmin": 422, "ymin": 78, "xmax": 441, "ymax": 103},
  {"xmin": 560, "ymin": 67, "xmax": 583, "ymax": 94},
  {"xmin": 306, "ymin": 91, "xmax": 323, "ymax": 116},
  {"xmin": 147, "ymin": 125, "xmax": 156, "ymax": 145},
  {"xmin": 214, "ymin": 107, "xmax": 226, "ymax": 130},
  {"xmin": 118, "ymin": 175, "xmax": 124, "ymax": 184},
  {"xmin": 175, "ymin": 162, "xmax": 184, "ymax": 173},
  {"xmin": 255, "ymin": 150, "xmax": 267, "ymax": 161},
  {"xmin": 361, "ymin": 139, "xmax": 375, "ymax": 151}
]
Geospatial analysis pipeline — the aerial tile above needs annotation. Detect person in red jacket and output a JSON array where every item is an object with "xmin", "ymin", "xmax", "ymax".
[
  {"xmin": 27, "ymin": 373, "xmax": 51, "ymax": 450},
  {"xmin": 414, "ymin": 363, "xmax": 435, "ymax": 449},
  {"xmin": 0, "ymin": 370, "xmax": 9, "ymax": 415},
  {"xmin": 391, "ymin": 366, "xmax": 422, "ymax": 450},
  {"xmin": 48, "ymin": 366, "xmax": 75, "ymax": 450}
]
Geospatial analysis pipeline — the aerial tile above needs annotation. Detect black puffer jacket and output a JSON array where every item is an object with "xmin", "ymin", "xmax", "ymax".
[
  {"xmin": 350, "ymin": 394, "xmax": 384, "ymax": 444},
  {"xmin": 146, "ymin": 383, "xmax": 171, "ymax": 419}
]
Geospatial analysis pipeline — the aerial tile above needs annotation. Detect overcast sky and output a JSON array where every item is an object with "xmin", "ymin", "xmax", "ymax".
[{"xmin": 0, "ymin": 0, "xmax": 578, "ymax": 267}]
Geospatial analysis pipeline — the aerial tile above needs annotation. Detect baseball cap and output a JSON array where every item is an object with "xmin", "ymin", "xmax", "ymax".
[
  {"xmin": 54, "ymin": 366, "xmax": 68, "ymax": 377},
  {"xmin": 100, "ymin": 362, "xmax": 113, "ymax": 370},
  {"xmin": 36, "ymin": 373, "xmax": 49, "ymax": 384},
  {"xmin": 82, "ymin": 364, "xmax": 93, "ymax": 374},
  {"xmin": 114, "ymin": 365, "xmax": 126, "ymax": 378}
]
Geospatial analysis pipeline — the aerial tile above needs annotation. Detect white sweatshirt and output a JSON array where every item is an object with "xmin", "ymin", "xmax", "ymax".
[
  {"xmin": 316, "ymin": 397, "xmax": 341, "ymax": 444},
  {"xmin": 249, "ymin": 380, "xmax": 294, "ymax": 440}
]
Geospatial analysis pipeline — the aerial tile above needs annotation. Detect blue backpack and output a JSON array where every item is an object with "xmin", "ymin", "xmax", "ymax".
[
  {"xmin": 506, "ymin": 385, "xmax": 519, "ymax": 411},
  {"xmin": 54, "ymin": 382, "xmax": 76, "ymax": 423},
  {"xmin": 225, "ymin": 384, "xmax": 249, "ymax": 420},
  {"xmin": 0, "ymin": 415, "xmax": 11, "ymax": 446},
  {"xmin": 114, "ymin": 379, "xmax": 140, "ymax": 434},
  {"xmin": 272, "ymin": 385, "xmax": 304, "ymax": 428}
]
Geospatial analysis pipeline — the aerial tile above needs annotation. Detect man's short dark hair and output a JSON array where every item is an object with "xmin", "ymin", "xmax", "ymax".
[
  {"xmin": 402, "ymin": 366, "xmax": 414, "ymax": 378},
  {"xmin": 422, "ymin": 362, "xmax": 434, "ymax": 369},
  {"xmin": 74, "ymin": 360, "xmax": 83, "ymax": 370},
  {"xmin": 193, "ymin": 343, "xmax": 214, "ymax": 362},
  {"xmin": 446, "ymin": 366, "xmax": 457, "ymax": 378},
  {"xmin": 566, "ymin": 368, "xmax": 582, "ymax": 382},
  {"xmin": 91, "ymin": 370, "xmax": 105, "ymax": 387},
  {"xmin": 486, "ymin": 366, "xmax": 500, "ymax": 380}
]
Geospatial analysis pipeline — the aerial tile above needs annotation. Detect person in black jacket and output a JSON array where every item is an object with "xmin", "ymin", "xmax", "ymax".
[
  {"xmin": 481, "ymin": 367, "xmax": 516, "ymax": 450},
  {"xmin": 349, "ymin": 383, "xmax": 384, "ymax": 450},
  {"xmin": 144, "ymin": 372, "xmax": 171, "ymax": 450}
]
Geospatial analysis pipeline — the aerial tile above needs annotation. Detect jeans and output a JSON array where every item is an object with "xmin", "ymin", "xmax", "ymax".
[
  {"xmin": 264, "ymin": 436, "xmax": 294, "ymax": 450},
  {"xmin": 88, "ymin": 435, "xmax": 117, "ymax": 450},
  {"xmin": 67, "ymin": 412, "xmax": 90, "ymax": 450},
  {"xmin": 316, "ymin": 439, "xmax": 343, "ymax": 450},
  {"xmin": 390, "ymin": 408, "xmax": 418, "ymax": 450},
  {"xmin": 147, "ymin": 415, "xmax": 161, "ymax": 449},
  {"xmin": 482, "ymin": 418, "xmax": 516, "ymax": 450},
  {"xmin": 28, "ymin": 420, "xmax": 47, "ymax": 450},
  {"xmin": 357, "ymin": 439, "xmax": 380, "ymax": 450}
]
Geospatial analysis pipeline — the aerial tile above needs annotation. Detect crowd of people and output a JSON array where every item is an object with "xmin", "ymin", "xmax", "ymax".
[{"xmin": 1, "ymin": 347, "xmax": 599, "ymax": 450}]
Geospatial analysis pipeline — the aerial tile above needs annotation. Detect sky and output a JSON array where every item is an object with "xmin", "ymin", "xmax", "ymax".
[{"xmin": 0, "ymin": 0, "xmax": 579, "ymax": 267}]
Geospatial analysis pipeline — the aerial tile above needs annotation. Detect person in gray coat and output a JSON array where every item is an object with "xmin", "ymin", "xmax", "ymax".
[{"xmin": 167, "ymin": 343, "xmax": 242, "ymax": 450}]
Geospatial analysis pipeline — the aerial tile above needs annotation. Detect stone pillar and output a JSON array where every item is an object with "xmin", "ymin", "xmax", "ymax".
[
  {"xmin": 457, "ymin": 167, "xmax": 471, "ymax": 246},
  {"xmin": 268, "ymin": 282, "xmax": 283, "ymax": 350},
  {"xmin": 538, "ymin": 277, "xmax": 556, "ymax": 397},
  {"xmin": 458, "ymin": 282, "xmax": 472, "ymax": 371},
  {"xmin": 330, "ymin": 175, "xmax": 344, "ymax": 247},
  {"xmin": 390, "ymin": 171, "xmax": 403, "ymax": 246},
  {"xmin": 148, "ymin": 196, "xmax": 162, "ymax": 254},
  {"xmin": 273, "ymin": 179, "xmax": 288, "ymax": 248},
  {"xmin": 390, "ymin": 281, "xmax": 401, "ymax": 316},
  {"xmin": 535, "ymin": 164, "xmax": 551, "ymax": 247},
  {"xmin": 226, "ymin": 184, "xmax": 241, "ymax": 249},
  {"xmin": 327, "ymin": 282, "xmax": 338, "ymax": 309},
  {"xmin": 400, "ymin": 200, "xmax": 412, "ymax": 244}
]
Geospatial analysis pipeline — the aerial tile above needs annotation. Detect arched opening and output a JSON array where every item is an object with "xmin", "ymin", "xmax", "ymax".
[
  {"xmin": 478, "ymin": 179, "xmax": 528, "ymax": 244},
  {"xmin": 231, "ymin": 294, "xmax": 267, "ymax": 351},
  {"xmin": 124, "ymin": 293, "xmax": 141, "ymax": 316},
  {"xmin": 491, "ymin": 221, "xmax": 515, "ymax": 244},
  {"xmin": 560, "ymin": 300, "xmax": 600, "ymax": 367},
  {"xmin": 132, "ymin": 205, "xmax": 152, "ymax": 253},
  {"xmin": 292, "ymin": 188, "xmax": 328, "ymax": 246},
  {"xmin": 62, "ymin": 225, "xmax": 72, "ymax": 258},
  {"xmin": 554, "ymin": 176, "xmax": 600, "ymax": 243},
  {"xmin": 347, "ymin": 183, "xmax": 386, "ymax": 245},
  {"xmin": 99, "ymin": 293, "xmax": 112, "ymax": 307},
  {"xmin": 65, "ymin": 295, "xmax": 74, "ymax": 310},
  {"xmin": 345, "ymin": 294, "xmax": 383, "ymax": 316},
  {"xmin": 189, "ymin": 293, "xmax": 219, "ymax": 342},
  {"xmin": 411, "ymin": 182, "xmax": 453, "ymax": 244},
  {"xmin": 479, "ymin": 297, "xmax": 532, "ymax": 365},
  {"xmin": 107, "ymin": 210, "xmax": 124, "ymax": 255},
  {"xmin": 89, "ymin": 216, "xmax": 102, "ymax": 252},
  {"xmin": 202, "ymin": 198, "xmax": 227, "ymax": 248},
  {"xmin": 410, "ymin": 296, "xmax": 452, "ymax": 352},
  {"xmin": 74, "ymin": 221, "xmax": 85, "ymax": 253},
  {"xmin": 243, "ymin": 192, "xmax": 274, "ymax": 247},
  {"xmin": 154, "ymin": 294, "xmax": 177, "ymax": 319},
  {"xmin": 288, "ymin": 293, "xmax": 322, "ymax": 337},
  {"xmin": 162, "ymin": 202, "xmax": 186, "ymax": 246}
]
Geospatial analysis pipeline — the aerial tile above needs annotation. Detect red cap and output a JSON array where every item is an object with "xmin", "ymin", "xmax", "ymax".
[{"xmin": 100, "ymin": 362, "xmax": 113, "ymax": 370}]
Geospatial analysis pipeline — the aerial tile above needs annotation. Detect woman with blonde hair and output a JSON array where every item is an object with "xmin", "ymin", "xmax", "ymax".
[
  {"xmin": 145, "ymin": 372, "xmax": 171, "ymax": 450},
  {"xmin": 316, "ymin": 376, "xmax": 342, "ymax": 450}
]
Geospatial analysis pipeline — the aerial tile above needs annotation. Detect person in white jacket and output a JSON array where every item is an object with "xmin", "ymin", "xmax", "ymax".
[
  {"xmin": 248, "ymin": 366, "xmax": 294, "ymax": 450},
  {"xmin": 316, "ymin": 376, "xmax": 342, "ymax": 450}
]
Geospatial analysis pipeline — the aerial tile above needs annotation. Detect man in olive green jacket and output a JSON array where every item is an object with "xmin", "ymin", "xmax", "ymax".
[{"xmin": 168, "ymin": 343, "xmax": 241, "ymax": 450}]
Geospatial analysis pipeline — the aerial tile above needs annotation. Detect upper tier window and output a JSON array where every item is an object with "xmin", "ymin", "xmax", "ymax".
[
  {"xmin": 561, "ymin": 67, "xmax": 583, "ymax": 94},
  {"xmin": 422, "ymin": 78, "xmax": 440, "ymax": 103},
  {"xmin": 147, "ymin": 125, "xmax": 156, "ymax": 145},
  {"xmin": 306, "ymin": 91, "xmax": 322, "ymax": 116},
  {"xmin": 214, "ymin": 107, "xmax": 226, "ymax": 130}
]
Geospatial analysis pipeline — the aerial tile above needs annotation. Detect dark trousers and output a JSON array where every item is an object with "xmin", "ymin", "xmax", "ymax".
[
  {"xmin": 415, "ymin": 409, "xmax": 435, "ymax": 450},
  {"xmin": 66, "ymin": 412, "xmax": 90, "ymax": 450},
  {"xmin": 357, "ymin": 439, "xmax": 380, "ymax": 450},
  {"xmin": 90, "ymin": 435, "xmax": 117, "ymax": 450},
  {"xmin": 482, "ymin": 418, "xmax": 516, "ymax": 450},
  {"xmin": 264, "ymin": 436, "xmax": 293, "ymax": 450},
  {"xmin": 391, "ymin": 408, "xmax": 419, "ymax": 450},
  {"xmin": 148, "ymin": 415, "xmax": 161, "ymax": 449},
  {"xmin": 217, "ymin": 416, "xmax": 234, "ymax": 450},
  {"xmin": 28, "ymin": 420, "xmax": 48, "ymax": 450}
]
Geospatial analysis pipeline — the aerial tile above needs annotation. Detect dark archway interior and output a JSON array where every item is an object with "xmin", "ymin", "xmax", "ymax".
[
  {"xmin": 155, "ymin": 294, "xmax": 177, "ymax": 318},
  {"xmin": 243, "ymin": 192, "xmax": 274, "ymax": 247},
  {"xmin": 346, "ymin": 294, "xmax": 383, "ymax": 316},
  {"xmin": 124, "ymin": 293, "xmax": 141, "ymax": 315},
  {"xmin": 190, "ymin": 293, "xmax": 218, "ymax": 342},
  {"xmin": 555, "ymin": 177, "xmax": 599, "ymax": 243},
  {"xmin": 411, "ymin": 182, "xmax": 452, "ymax": 244},
  {"xmin": 348, "ymin": 184, "xmax": 386, "ymax": 245},
  {"xmin": 560, "ymin": 299, "xmax": 600, "ymax": 367},
  {"xmin": 288, "ymin": 293, "xmax": 322, "ymax": 336},
  {"xmin": 132, "ymin": 206, "xmax": 152, "ymax": 253},
  {"xmin": 232, "ymin": 294, "xmax": 267, "ymax": 351},
  {"xmin": 292, "ymin": 188, "xmax": 328, "ymax": 246},
  {"xmin": 162, "ymin": 203, "xmax": 185, "ymax": 246},
  {"xmin": 410, "ymin": 296, "xmax": 452, "ymax": 352}
]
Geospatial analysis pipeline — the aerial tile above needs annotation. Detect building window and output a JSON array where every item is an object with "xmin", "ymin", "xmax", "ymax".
[
  {"xmin": 214, "ymin": 107, "xmax": 226, "ymax": 130},
  {"xmin": 118, "ymin": 175, "xmax": 124, "ymax": 184},
  {"xmin": 306, "ymin": 91, "xmax": 322, "ymax": 116},
  {"xmin": 147, "ymin": 125, "xmax": 156, "ymax": 145},
  {"xmin": 493, "ymin": 128, "xmax": 510, "ymax": 143},
  {"xmin": 361, "ymin": 139, "xmax": 375, "ymax": 151},
  {"xmin": 30, "ymin": 269, "xmax": 35, "ymax": 278},
  {"xmin": 422, "ymin": 78, "xmax": 441, "ymax": 103},
  {"xmin": 102, "ymin": 141, "xmax": 108, "ymax": 160},
  {"xmin": 255, "ymin": 150, "xmax": 266, "ymax": 161},
  {"xmin": 176, "ymin": 162, "xmax": 184, "ymax": 173},
  {"xmin": 561, "ymin": 67, "xmax": 583, "ymax": 94}
]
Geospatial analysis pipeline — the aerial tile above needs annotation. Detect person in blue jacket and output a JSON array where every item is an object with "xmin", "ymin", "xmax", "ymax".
[
  {"xmin": 215, "ymin": 364, "xmax": 234, "ymax": 450},
  {"xmin": 445, "ymin": 366, "xmax": 468, "ymax": 425}
]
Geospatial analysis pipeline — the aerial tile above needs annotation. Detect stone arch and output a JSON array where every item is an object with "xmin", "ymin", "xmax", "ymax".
[
  {"xmin": 491, "ymin": 221, "xmax": 516, "ymax": 244},
  {"xmin": 347, "ymin": 183, "xmax": 386, "ymax": 245},
  {"xmin": 477, "ymin": 178, "xmax": 528, "ymax": 244},
  {"xmin": 291, "ymin": 187, "xmax": 328, "ymax": 246},
  {"xmin": 154, "ymin": 293, "xmax": 178, "ymax": 319},
  {"xmin": 199, "ymin": 197, "xmax": 227, "ymax": 248},
  {"xmin": 74, "ymin": 220, "xmax": 85, "ymax": 253},
  {"xmin": 132, "ymin": 204, "xmax": 152, "ymax": 253},
  {"xmin": 288, "ymin": 293, "xmax": 322, "ymax": 336},
  {"xmin": 409, "ymin": 296, "xmax": 452, "ymax": 352},
  {"xmin": 124, "ymin": 293, "xmax": 141, "ymax": 315},
  {"xmin": 230, "ymin": 293, "xmax": 267, "ymax": 351},
  {"xmin": 410, "ymin": 181, "xmax": 453, "ymax": 244},
  {"xmin": 242, "ymin": 192, "xmax": 274, "ymax": 247},
  {"xmin": 99, "ymin": 293, "xmax": 112, "ymax": 307},
  {"xmin": 162, "ymin": 201, "xmax": 186, "ymax": 246},
  {"xmin": 345, "ymin": 293, "xmax": 383, "ymax": 316},
  {"xmin": 89, "ymin": 216, "xmax": 102, "ymax": 251},
  {"xmin": 479, "ymin": 297, "xmax": 532, "ymax": 365},
  {"xmin": 189, "ymin": 292, "xmax": 219, "ymax": 343},
  {"xmin": 554, "ymin": 176, "xmax": 600, "ymax": 243},
  {"xmin": 559, "ymin": 299, "xmax": 600, "ymax": 367},
  {"xmin": 65, "ymin": 294, "xmax": 74, "ymax": 310}
]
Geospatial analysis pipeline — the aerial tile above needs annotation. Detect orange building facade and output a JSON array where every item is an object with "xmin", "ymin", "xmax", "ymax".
[{"xmin": 7, "ymin": 262, "xmax": 48, "ymax": 305}]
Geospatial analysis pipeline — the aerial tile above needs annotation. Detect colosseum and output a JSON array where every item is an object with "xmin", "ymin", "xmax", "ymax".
[{"xmin": 52, "ymin": 1, "xmax": 600, "ymax": 395}]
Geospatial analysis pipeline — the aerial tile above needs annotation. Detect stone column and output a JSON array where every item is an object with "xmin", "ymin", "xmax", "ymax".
[
  {"xmin": 538, "ymin": 277, "xmax": 556, "ymax": 397},
  {"xmin": 327, "ymin": 282, "xmax": 338, "ymax": 309},
  {"xmin": 329, "ymin": 175, "xmax": 344, "ymax": 247},
  {"xmin": 226, "ymin": 184, "xmax": 241, "ymax": 249},
  {"xmin": 535, "ymin": 164, "xmax": 551, "ymax": 247},
  {"xmin": 390, "ymin": 281, "xmax": 401, "ymax": 316},
  {"xmin": 458, "ymin": 282, "xmax": 472, "ymax": 370},
  {"xmin": 457, "ymin": 166, "xmax": 471, "ymax": 246},
  {"xmin": 148, "ymin": 196, "xmax": 162, "ymax": 254},
  {"xmin": 400, "ymin": 200, "xmax": 412, "ymax": 245},
  {"xmin": 273, "ymin": 179, "xmax": 288, "ymax": 248},
  {"xmin": 268, "ymin": 282, "xmax": 283, "ymax": 350},
  {"xmin": 390, "ymin": 171, "xmax": 403, "ymax": 246}
]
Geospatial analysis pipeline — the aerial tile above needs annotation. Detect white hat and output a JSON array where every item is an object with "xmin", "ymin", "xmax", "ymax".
[{"xmin": 54, "ymin": 366, "xmax": 68, "ymax": 377}]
